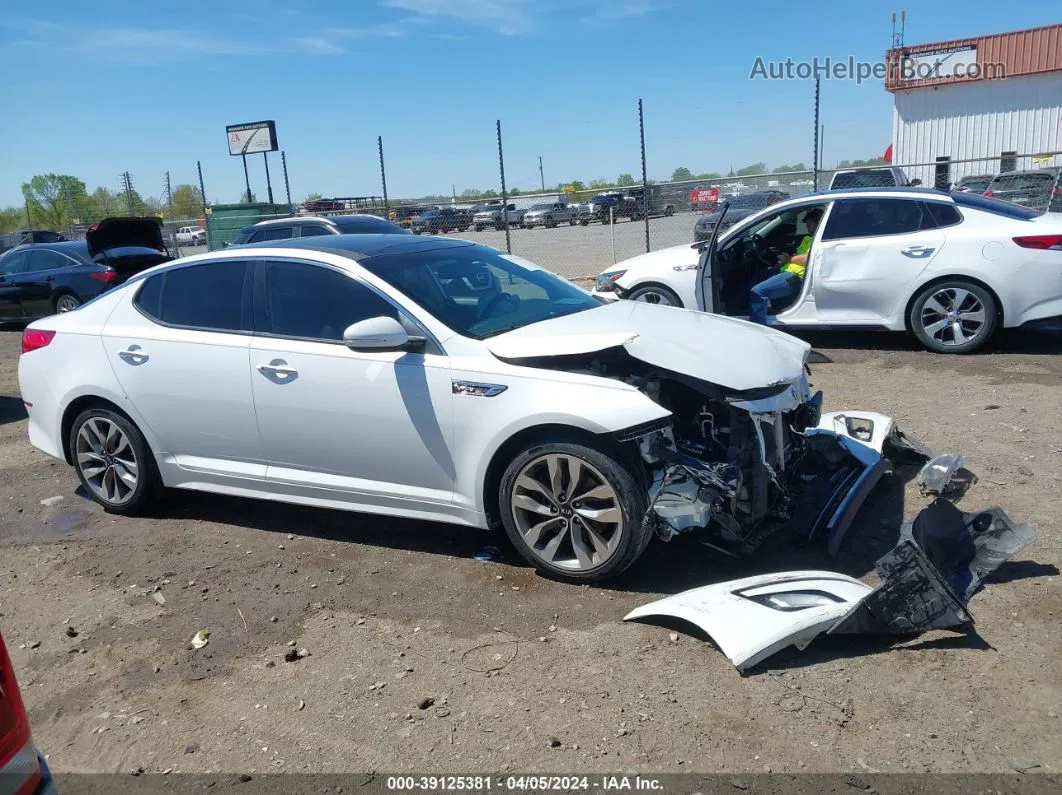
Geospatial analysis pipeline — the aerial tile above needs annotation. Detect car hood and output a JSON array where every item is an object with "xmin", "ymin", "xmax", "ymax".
[
  {"xmin": 484, "ymin": 301, "xmax": 810, "ymax": 392},
  {"xmin": 87, "ymin": 217, "xmax": 166, "ymax": 257},
  {"xmin": 605, "ymin": 242, "xmax": 700, "ymax": 276},
  {"xmin": 697, "ymin": 207, "xmax": 757, "ymax": 226}
]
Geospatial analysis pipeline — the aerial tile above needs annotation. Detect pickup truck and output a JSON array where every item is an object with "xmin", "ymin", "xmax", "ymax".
[
  {"xmin": 175, "ymin": 226, "xmax": 206, "ymax": 246},
  {"xmin": 521, "ymin": 202, "xmax": 578, "ymax": 228},
  {"xmin": 472, "ymin": 203, "xmax": 526, "ymax": 231}
]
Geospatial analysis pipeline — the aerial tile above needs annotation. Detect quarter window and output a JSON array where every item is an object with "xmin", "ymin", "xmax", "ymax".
[
  {"xmin": 134, "ymin": 261, "xmax": 251, "ymax": 331},
  {"xmin": 822, "ymin": 198, "xmax": 928, "ymax": 240},
  {"xmin": 261, "ymin": 260, "xmax": 399, "ymax": 341},
  {"xmin": 923, "ymin": 202, "xmax": 962, "ymax": 228},
  {"xmin": 248, "ymin": 226, "xmax": 294, "ymax": 243},
  {"xmin": 298, "ymin": 225, "xmax": 332, "ymax": 237}
]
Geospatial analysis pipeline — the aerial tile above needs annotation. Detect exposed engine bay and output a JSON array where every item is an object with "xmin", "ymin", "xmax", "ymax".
[{"xmin": 512, "ymin": 345, "xmax": 922, "ymax": 558}]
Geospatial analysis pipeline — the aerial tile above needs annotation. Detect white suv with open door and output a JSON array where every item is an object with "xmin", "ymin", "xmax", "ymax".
[{"xmin": 593, "ymin": 188, "xmax": 1062, "ymax": 353}]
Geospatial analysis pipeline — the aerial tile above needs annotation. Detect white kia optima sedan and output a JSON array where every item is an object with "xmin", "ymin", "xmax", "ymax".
[
  {"xmin": 19, "ymin": 235, "xmax": 917, "ymax": 582},
  {"xmin": 593, "ymin": 189, "xmax": 1062, "ymax": 353}
]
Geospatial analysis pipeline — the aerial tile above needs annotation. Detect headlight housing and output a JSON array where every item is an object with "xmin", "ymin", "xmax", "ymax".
[{"xmin": 595, "ymin": 270, "xmax": 627, "ymax": 292}]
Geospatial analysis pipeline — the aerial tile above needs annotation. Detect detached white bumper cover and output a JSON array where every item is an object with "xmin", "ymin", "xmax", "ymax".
[{"xmin": 625, "ymin": 571, "xmax": 873, "ymax": 672}]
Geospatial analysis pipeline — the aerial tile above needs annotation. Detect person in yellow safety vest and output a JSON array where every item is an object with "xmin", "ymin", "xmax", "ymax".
[{"xmin": 748, "ymin": 207, "xmax": 824, "ymax": 324}]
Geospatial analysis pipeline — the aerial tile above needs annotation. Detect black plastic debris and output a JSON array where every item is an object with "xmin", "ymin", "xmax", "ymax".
[
  {"xmin": 882, "ymin": 426, "xmax": 933, "ymax": 464},
  {"xmin": 831, "ymin": 499, "xmax": 1034, "ymax": 635}
]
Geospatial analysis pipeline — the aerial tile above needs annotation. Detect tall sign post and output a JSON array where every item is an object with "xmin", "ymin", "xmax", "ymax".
[{"xmin": 226, "ymin": 121, "xmax": 279, "ymax": 203}]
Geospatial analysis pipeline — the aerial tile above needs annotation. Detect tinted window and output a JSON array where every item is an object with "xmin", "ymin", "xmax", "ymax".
[
  {"xmin": 822, "ymin": 198, "xmax": 927, "ymax": 240},
  {"xmin": 249, "ymin": 226, "xmax": 294, "ymax": 243},
  {"xmin": 924, "ymin": 202, "xmax": 962, "ymax": 228},
  {"xmin": 0, "ymin": 251, "xmax": 31, "ymax": 275},
  {"xmin": 28, "ymin": 249, "xmax": 76, "ymax": 272},
  {"xmin": 332, "ymin": 216, "xmax": 407, "ymax": 234},
  {"xmin": 298, "ymin": 225, "xmax": 332, "ymax": 237},
  {"xmin": 262, "ymin": 260, "xmax": 398, "ymax": 341},
  {"xmin": 135, "ymin": 262, "xmax": 250, "ymax": 331}
]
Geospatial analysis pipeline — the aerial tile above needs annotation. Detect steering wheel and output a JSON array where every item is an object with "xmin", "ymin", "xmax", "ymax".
[
  {"xmin": 477, "ymin": 292, "xmax": 520, "ymax": 321},
  {"xmin": 750, "ymin": 233, "xmax": 778, "ymax": 268}
]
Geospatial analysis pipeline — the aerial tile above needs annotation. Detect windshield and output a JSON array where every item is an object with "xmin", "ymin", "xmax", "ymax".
[{"xmin": 363, "ymin": 245, "xmax": 600, "ymax": 339}]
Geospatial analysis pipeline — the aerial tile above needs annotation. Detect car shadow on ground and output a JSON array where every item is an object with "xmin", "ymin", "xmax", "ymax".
[
  {"xmin": 0, "ymin": 395, "xmax": 27, "ymax": 427},
  {"xmin": 796, "ymin": 327, "xmax": 1062, "ymax": 356}
]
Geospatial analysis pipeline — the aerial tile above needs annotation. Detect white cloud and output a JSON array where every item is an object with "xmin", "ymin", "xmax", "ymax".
[{"xmin": 381, "ymin": 0, "xmax": 534, "ymax": 36}]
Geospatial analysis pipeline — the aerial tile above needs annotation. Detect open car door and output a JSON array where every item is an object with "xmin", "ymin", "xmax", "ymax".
[{"xmin": 694, "ymin": 200, "xmax": 729, "ymax": 313}]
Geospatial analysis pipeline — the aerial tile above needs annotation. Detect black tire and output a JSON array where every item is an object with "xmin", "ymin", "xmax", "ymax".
[
  {"xmin": 663, "ymin": 205, "xmax": 674, "ymax": 217},
  {"xmin": 569, "ymin": 217, "xmax": 577, "ymax": 226},
  {"xmin": 545, "ymin": 218, "xmax": 556, "ymax": 229},
  {"xmin": 68, "ymin": 406, "xmax": 162, "ymax": 515},
  {"xmin": 909, "ymin": 280, "xmax": 998, "ymax": 354},
  {"xmin": 497, "ymin": 436, "xmax": 650, "ymax": 583},
  {"xmin": 580, "ymin": 220, "xmax": 589, "ymax": 226},
  {"xmin": 626, "ymin": 284, "xmax": 683, "ymax": 308}
]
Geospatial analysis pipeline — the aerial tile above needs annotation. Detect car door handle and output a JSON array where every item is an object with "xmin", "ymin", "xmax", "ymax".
[
  {"xmin": 117, "ymin": 346, "xmax": 149, "ymax": 364},
  {"xmin": 901, "ymin": 245, "xmax": 935, "ymax": 258},
  {"xmin": 257, "ymin": 361, "xmax": 298, "ymax": 378}
]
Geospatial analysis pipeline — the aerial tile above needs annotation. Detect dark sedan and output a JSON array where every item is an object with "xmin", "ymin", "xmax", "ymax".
[
  {"xmin": 693, "ymin": 190, "xmax": 789, "ymax": 242},
  {"xmin": 0, "ymin": 217, "xmax": 171, "ymax": 322},
  {"xmin": 411, "ymin": 207, "xmax": 471, "ymax": 234}
]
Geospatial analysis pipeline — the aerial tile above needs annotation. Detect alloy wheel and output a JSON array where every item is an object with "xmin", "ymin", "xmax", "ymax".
[
  {"xmin": 75, "ymin": 417, "xmax": 139, "ymax": 505},
  {"xmin": 919, "ymin": 287, "xmax": 987, "ymax": 347},
  {"xmin": 56, "ymin": 295, "xmax": 80, "ymax": 313},
  {"xmin": 510, "ymin": 453, "xmax": 622, "ymax": 572},
  {"xmin": 632, "ymin": 289, "xmax": 676, "ymax": 307}
]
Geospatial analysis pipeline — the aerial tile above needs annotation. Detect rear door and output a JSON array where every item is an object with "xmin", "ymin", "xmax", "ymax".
[
  {"xmin": 811, "ymin": 198, "xmax": 945, "ymax": 324},
  {"xmin": 0, "ymin": 251, "xmax": 30, "ymax": 319},
  {"xmin": 102, "ymin": 260, "xmax": 265, "ymax": 479}
]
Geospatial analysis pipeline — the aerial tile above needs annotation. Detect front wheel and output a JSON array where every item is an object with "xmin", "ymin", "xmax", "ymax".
[
  {"xmin": 909, "ymin": 280, "xmax": 998, "ymax": 354},
  {"xmin": 627, "ymin": 284, "xmax": 683, "ymax": 308},
  {"xmin": 498, "ymin": 438, "xmax": 650, "ymax": 583},
  {"xmin": 69, "ymin": 408, "xmax": 162, "ymax": 515}
]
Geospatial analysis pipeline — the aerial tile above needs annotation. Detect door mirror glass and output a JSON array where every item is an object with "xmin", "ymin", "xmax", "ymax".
[{"xmin": 342, "ymin": 316, "xmax": 423, "ymax": 352}]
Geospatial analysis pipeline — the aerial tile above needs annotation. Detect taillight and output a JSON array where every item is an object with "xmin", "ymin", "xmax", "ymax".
[
  {"xmin": 0, "ymin": 633, "xmax": 38, "ymax": 791},
  {"xmin": 88, "ymin": 269, "xmax": 116, "ymax": 283},
  {"xmin": 1013, "ymin": 235, "xmax": 1062, "ymax": 250},
  {"xmin": 20, "ymin": 329, "xmax": 55, "ymax": 354},
  {"xmin": 983, "ymin": 189, "xmax": 993, "ymax": 197}
]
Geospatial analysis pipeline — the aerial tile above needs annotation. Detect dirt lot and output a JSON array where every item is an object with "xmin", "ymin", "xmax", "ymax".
[{"xmin": 1, "ymin": 326, "xmax": 1060, "ymax": 779}]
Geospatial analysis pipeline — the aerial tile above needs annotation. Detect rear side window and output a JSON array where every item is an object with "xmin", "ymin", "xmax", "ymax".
[
  {"xmin": 822, "ymin": 198, "xmax": 927, "ymax": 240},
  {"xmin": 298, "ymin": 225, "xmax": 332, "ymax": 237},
  {"xmin": 135, "ymin": 261, "xmax": 251, "ymax": 331},
  {"xmin": 260, "ymin": 260, "xmax": 398, "ymax": 341},
  {"xmin": 249, "ymin": 226, "xmax": 294, "ymax": 243},
  {"xmin": 923, "ymin": 202, "xmax": 962, "ymax": 228}
]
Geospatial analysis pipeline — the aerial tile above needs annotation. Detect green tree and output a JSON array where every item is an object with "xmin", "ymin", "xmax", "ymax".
[
  {"xmin": 671, "ymin": 167, "xmax": 693, "ymax": 182},
  {"xmin": 86, "ymin": 187, "xmax": 118, "ymax": 222},
  {"xmin": 169, "ymin": 184, "xmax": 204, "ymax": 219},
  {"xmin": 460, "ymin": 188, "xmax": 481, "ymax": 198},
  {"xmin": 588, "ymin": 178, "xmax": 611, "ymax": 189},
  {"xmin": 616, "ymin": 173, "xmax": 636, "ymax": 187},
  {"xmin": 772, "ymin": 162, "xmax": 807, "ymax": 173},
  {"xmin": 510, "ymin": 187, "xmax": 521, "ymax": 196},
  {"xmin": 21, "ymin": 174, "xmax": 88, "ymax": 231},
  {"xmin": 734, "ymin": 162, "xmax": 767, "ymax": 176},
  {"xmin": 142, "ymin": 196, "xmax": 162, "ymax": 216},
  {"xmin": 696, "ymin": 172, "xmax": 722, "ymax": 180},
  {"xmin": 0, "ymin": 207, "xmax": 26, "ymax": 234},
  {"xmin": 239, "ymin": 192, "xmax": 258, "ymax": 204}
]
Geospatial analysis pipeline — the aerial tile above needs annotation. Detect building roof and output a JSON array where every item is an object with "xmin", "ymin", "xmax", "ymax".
[{"xmin": 885, "ymin": 23, "xmax": 1062, "ymax": 92}]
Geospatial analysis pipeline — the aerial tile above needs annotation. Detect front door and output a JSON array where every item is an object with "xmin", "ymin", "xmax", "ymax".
[
  {"xmin": 248, "ymin": 258, "xmax": 456, "ymax": 509},
  {"xmin": 0, "ymin": 251, "xmax": 30, "ymax": 320},
  {"xmin": 811, "ymin": 198, "xmax": 945, "ymax": 325},
  {"xmin": 101, "ymin": 259, "xmax": 265, "ymax": 479}
]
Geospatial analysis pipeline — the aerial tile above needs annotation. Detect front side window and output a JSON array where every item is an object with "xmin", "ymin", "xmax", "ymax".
[
  {"xmin": 249, "ymin": 226, "xmax": 294, "ymax": 243},
  {"xmin": 822, "ymin": 198, "xmax": 928, "ymax": 240},
  {"xmin": 261, "ymin": 260, "xmax": 399, "ymax": 341},
  {"xmin": 0, "ymin": 251, "xmax": 30, "ymax": 275},
  {"xmin": 28, "ymin": 249, "xmax": 76, "ymax": 273},
  {"xmin": 363, "ymin": 245, "xmax": 599, "ymax": 339},
  {"xmin": 134, "ymin": 261, "xmax": 251, "ymax": 332}
]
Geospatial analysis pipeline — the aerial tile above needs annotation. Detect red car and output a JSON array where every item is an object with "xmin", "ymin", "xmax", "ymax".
[{"xmin": 1, "ymin": 632, "xmax": 55, "ymax": 794}]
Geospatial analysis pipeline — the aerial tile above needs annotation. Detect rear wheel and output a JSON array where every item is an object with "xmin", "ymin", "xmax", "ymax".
[
  {"xmin": 69, "ymin": 408, "xmax": 161, "ymax": 515},
  {"xmin": 55, "ymin": 293, "xmax": 81, "ymax": 313},
  {"xmin": 498, "ymin": 438, "xmax": 650, "ymax": 583},
  {"xmin": 627, "ymin": 284, "xmax": 683, "ymax": 308},
  {"xmin": 909, "ymin": 280, "xmax": 998, "ymax": 354}
]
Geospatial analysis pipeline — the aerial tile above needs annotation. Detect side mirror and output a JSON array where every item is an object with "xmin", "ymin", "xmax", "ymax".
[{"xmin": 342, "ymin": 316, "xmax": 425, "ymax": 352}]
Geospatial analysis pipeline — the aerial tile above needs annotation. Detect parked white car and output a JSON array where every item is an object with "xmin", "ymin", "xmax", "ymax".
[
  {"xmin": 593, "ymin": 188, "xmax": 1062, "ymax": 353},
  {"xmin": 174, "ymin": 226, "xmax": 206, "ymax": 246},
  {"xmin": 19, "ymin": 236, "xmax": 907, "ymax": 582}
]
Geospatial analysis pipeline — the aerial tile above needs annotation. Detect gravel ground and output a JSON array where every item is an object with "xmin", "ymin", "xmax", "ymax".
[{"xmin": 1, "ymin": 325, "xmax": 1060, "ymax": 779}]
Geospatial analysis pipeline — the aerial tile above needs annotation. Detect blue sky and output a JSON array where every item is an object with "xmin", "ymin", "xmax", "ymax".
[{"xmin": 1, "ymin": 0, "xmax": 1057, "ymax": 206}]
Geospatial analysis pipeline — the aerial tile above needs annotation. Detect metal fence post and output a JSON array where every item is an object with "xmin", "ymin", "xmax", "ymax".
[
  {"xmin": 497, "ymin": 119, "xmax": 511, "ymax": 255},
  {"xmin": 812, "ymin": 77, "xmax": 820, "ymax": 191},
  {"xmin": 197, "ymin": 160, "xmax": 208, "ymax": 211},
  {"xmin": 241, "ymin": 153, "xmax": 252, "ymax": 203},
  {"xmin": 280, "ymin": 152, "xmax": 291, "ymax": 206},
  {"xmin": 378, "ymin": 136, "xmax": 389, "ymax": 214},
  {"xmin": 263, "ymin": 153, "xmax": 274, "ymax": 204},
  {"xmin": 638, "ymin": 98, "xmax": 649, "ymax": 253}
]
